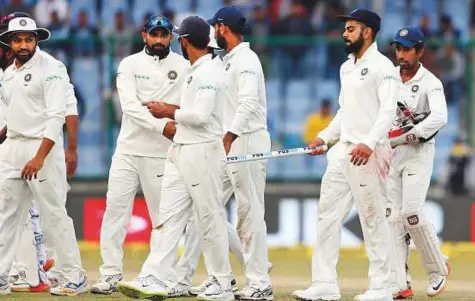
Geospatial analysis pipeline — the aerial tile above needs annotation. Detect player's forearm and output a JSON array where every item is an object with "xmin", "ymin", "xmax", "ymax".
[
  {"xmin": 35, "ymin": 137, "xmax": 55, "ymax": 160},
  {"xmin": 228, "ymin": 98, "xmax": 258, "ymax": 136},
  {"xmin": 65, "ymin": 115, "xmax": 79, "ymax": 150},
  {"xmin": 317, "ymin": 110, "xmax": 342, "ymax": 144}
]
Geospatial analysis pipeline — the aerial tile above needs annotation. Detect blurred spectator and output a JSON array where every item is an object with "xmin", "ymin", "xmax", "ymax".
[
  {"xmin": 322, "ymin": 1, "xmax": 346, "ymax": 81},
  {"xmin": 44, "ymin": 10, "xmax": 70, "ymax": 63},
  {"xmin": 436, "ymin": 14, "xmax": 461, "ymax": 41},
  {"xmin": 447, "ymin": 137, "xmax": 471, "ymax": 195},
  {"xmin": 273, "ymin": 0, "xmax": 316, "ymax": 80},
  {"xmin": 6, "ymin": 0, "xmax": 33, "ymax": 17},
  {"xmin": 419, "ymin": 15, "xmax": 433, "ymax": 39},
  {"xmin": 102, "ymin": 11, "xmax": 134, "ymax": 59},
  {"xmin": 302, "ymin": 99, "xmax": 333, "ymax": 144},
  {"xmin": 70, "ymin": 10, "xmax": 100, "ymax": 57},
  {"xmin": 248, "ymin": 5, "xmax": 272, "ymax": 75},
  {"xmin": 437, "ymin": 43, "xmax": 465, "ymax": 103},
  {"xmin": 34, "ymin": 0, "xmax": 68, "ymax": 27}
]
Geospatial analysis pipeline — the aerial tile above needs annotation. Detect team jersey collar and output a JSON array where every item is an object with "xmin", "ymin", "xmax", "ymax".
[
  {"xmin": 397, "ymin": 63, "xmax": 427, "ymax": 84},
  {"xmin": 223, "ymin": 42, "xmax": 250, "ymax": 63},
  {"xmin": 12, "ymin": 49, "xmax": 39, "ymax": 71},
  {"xmin": 348, "ymin": 41, "xmax": 378, "ymax": 63},
  {"xmin": 191, "ymin": 53, "xmax": 212, "ymax": 70}
]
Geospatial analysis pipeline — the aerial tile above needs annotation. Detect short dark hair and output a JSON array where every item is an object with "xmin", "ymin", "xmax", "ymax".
[{"xmin": 185, "ymin": 35, "xmax": 209, "ymax": 50}]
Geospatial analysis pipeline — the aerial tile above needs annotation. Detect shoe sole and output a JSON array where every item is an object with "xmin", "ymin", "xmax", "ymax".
[
  {"xmin": 293, "ymin": 295, "xmax": 341, "ymax": 301},
  {"xmin": 427, "ymin": 262, "xmax": 451, "ymax": 297},
  {"xmin": 198, "ymin": 292, "xmax": 235, "ymax": 301},
  {"xmin": 117, "ymin": 283, "xmax": 167, "ymax": 300},
  {"xmin": 50, "ymin": 289, "xmax": 88, "ymax": 296},
  {"xmin": 90, "ymin": 286, "xmax": 114, "ymax": 295},
  {"xmin": 235, "ymin": 296, "xmax": 274, "ymax": 301}
]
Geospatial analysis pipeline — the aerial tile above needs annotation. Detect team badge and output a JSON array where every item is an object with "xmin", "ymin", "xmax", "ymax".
[
  {"xmin": 361, "ymin": 68, "xmax": 368, "ymax": 76},
  {"xmin": 411, "ymin": 85, "xmax": 419, "ymax": 93},
  {"xmin": 24, "ymin": 74, "xmax": 32, "ymax": 82},
  {"xmin": 225, "ymin": 63, "xmax": 231, "ymax": 71},
  {"xmin": 187, "ymin": 76, "xmax": 193, "ymax": 84},
  {"xmin": 399, "ymin": 29, "xmax": 408, "ymax": 37},
  {"xmin": 167, "ymin": 70, "xmax": 177, "ymax": 80},
  {"xmin": 19, "ymin": 19, "xmax": 27, "ymax": 26}
]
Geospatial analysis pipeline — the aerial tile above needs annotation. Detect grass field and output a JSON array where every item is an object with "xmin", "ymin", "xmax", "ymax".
[{"xmin": 5, "ymin": 244, "xmax": 475, "ymax": 300}]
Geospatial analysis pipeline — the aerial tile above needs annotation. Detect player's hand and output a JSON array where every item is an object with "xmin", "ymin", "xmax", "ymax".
[
  {"xmin": 65, "ymin": 147, "xmax": 78, "ymax": 178},
  {"xmin": 349, "ymin": 143, "xmax": 373, "ymax": 166},
  {"xmin": 147, "ymin": 101, "xmax": 173, "ymax": 119},
  {"xmin": 22, "ymin": 155, "xmax": 45, "ymax": 181},
  {"xmin": 163, "ymin": 121, "xmax": 176, "ymax": 141},
  {"xmin": 223, "ymin": 132, "xmax": 238, "ymax": 155},
  {"xmin": 308, "ymin": 137, "xmax": 326, "ymax": 156}
]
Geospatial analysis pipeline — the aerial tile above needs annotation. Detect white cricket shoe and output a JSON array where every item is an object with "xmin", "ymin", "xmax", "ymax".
[
  {"xmin": 235, "ymin": 285, "xmax": 274, "ymax": 301},
  {"xmin": 90, "ymin": 274, "xmax": 122, "ymax": 294},
  {"xmin": 190, "ymin": 276, "xmax": 238, "ymax": 296},
  {"xmin": 117, "ymin": 275, "xmax": 167, "ymax": 300},
  {"xmin": 168, "ymin": 283, "xmax": 190, "ymax": 298},
  {"xmin": 197, "ymin": 276, "xmax": 234, "ymax": 301},
  {"xmin": 50, "ymin": 276, "xmax": 88, "ymax": 296},
  {"xmin": 353, "ymin": 289, "xmax": 392, "ymax": 301},
  {"xmin": 293, "ymin": 282, "xmax": 341, "ymax": 301},
  {"xmin": 0, "ymin": 278, "xmax": 11, "ymax": 296},
  {"xmin": 427, "ymin": 261, "xmax": 451, "ymax": 297}
]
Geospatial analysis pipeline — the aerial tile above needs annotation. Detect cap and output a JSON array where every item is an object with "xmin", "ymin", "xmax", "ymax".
[
  {"xmin": 143, "ymin": 15, "xmax": 173, "ymax": 34},
  {"xmin": 0, "ymin": 17, "xmax": 50, "ymax": 45},
  {"xmin": 176, "ymin": 16, "xmax": 210, "ymax": 45},
  {"xmin": 337, "ymin": 8, "xmax": 381, "ymax": 34},
  {"xmin": 390, "ymin": 26, "xmax": 425, "ymax": 48},
  {"xmin": 0, "ymin": 12, "xmax": 33, "ymax": 41},
  {"xmin": 209, "ymin": 6, "xmax": 246, "ymax": 34}
]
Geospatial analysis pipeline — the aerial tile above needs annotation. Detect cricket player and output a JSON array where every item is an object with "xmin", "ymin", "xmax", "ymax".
[
  {"xmin": 386, "ymin": 26, "xmax": 449, "ymax": 299},
  {"xmin": 117, "ymin": 16, "xmax": 235, "ymax": 301},
  {"xmin": 0, "ymin": 16, "xmax": 87, "ymax": 296},
  {"xmin": 90, "ymin": 15, "xmax": 189, "ymax": 294},
  {"xmin": 293, "ymin": 9, "xmax": 399, "ymax": 301},
  {"xmin": 207, "ymin": 7, "xmax": 274, "ymax": 300}
]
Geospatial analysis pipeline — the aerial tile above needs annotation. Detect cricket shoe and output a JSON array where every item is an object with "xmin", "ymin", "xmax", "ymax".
[
  {"xmin": 293, "ymin": 282, "xmax": 341, "ymax": 301},
  {"xmin": 50, "ymin": 276, "xmax": 88, "ymax": 296},
  {"xmin": 117, "ymin": 275, "xmax": 168, "ymax": 300},
  {"xmin": 0, "ymin": 278, "xmax": 11, "ymax": 296},
  {"xmin": 190, "ymin": 276, "xmax": 238, "ymax": 296},
  {"xmin": 392, "ymin": 287, "xmax": 414, "ymax": 299},
  {"xmin": 427, "ymin": 261, "xmax": 451, "ymax": 297},
  {"xmin": 197, "ymin": 276, "xmax": 234, "ymax": 301},
  {"xmin": 168, "ymin": 283, "xmax": 190, "ymax": 298},
  {"xmin": 353, "ymin": 289, "xmax": 392, "ymax": 301},
  {"xmin": 235, "ymin": 285, "xmax": 273, "ymax": 301},
  {"xmin": 8, "ymin": 275, "xmax": 18, "ymax": 284},
  {"xmin": 90, "ymin": 273, "xmax": 122, "ymax": 294}
]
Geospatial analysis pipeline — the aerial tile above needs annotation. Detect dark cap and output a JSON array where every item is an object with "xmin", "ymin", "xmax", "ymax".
[
  {"xmin": 208, "ymin": 6, "xmax": 246, "ymax": 34},
  {"xmin": 143, "ymin": 15, "xmax": 173, "ymax": 34},
  {"xmin": 337, "ymin": 8, "xmax": 381, "ymax": 34},
  {"xmin": 176, "ymin": 16, "xmax": 210, "ymax": 46},
  {"xmin": 390, "ymin": 26, "xmax": 425, "ymax": 48}
]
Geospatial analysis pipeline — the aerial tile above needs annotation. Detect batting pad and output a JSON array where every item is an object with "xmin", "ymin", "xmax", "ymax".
[
  {"xmin": 387, "ymin": 204, "xmax": 410, "ymax": 290},
  {"xmin": 403, "ymin": 213, "xmax": 448, "ymax": 275}
]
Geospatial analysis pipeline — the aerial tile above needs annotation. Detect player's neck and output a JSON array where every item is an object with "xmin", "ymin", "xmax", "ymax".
[
  {"xmin": 400, "ymin": 63, "xmax": 420, "ymax": 83},
  {"xmin": 226, "ymin": 37, "xmax": 242, "ymax": 53},
  {"xmin": 354, "ymin": 41, "xmax": 373, "ymax": 60},
  {"xmin": 15, "ymin": 59, "xmax": 25, "ymax": 69},
  {"xmin": 189, "ymin": 50, "xmax": 208, "ymax": 66}
]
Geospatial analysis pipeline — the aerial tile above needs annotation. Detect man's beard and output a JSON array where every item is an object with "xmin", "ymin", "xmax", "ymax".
[
  {"xmin": 344, "ymin": 34, "xmax": 364, "ymax": 54},
  {"xmin": 399, "ymin": 60, "xmax": 417, "ymax": 71},
  {"xmin": 216, "ymin": 33, "xmax": 227, "ymax": 50},
  {"xmin": 145, "ymin": 42, "xmax": 170, "ymax": 59},
  {"xmin": 180, "ymin": 42, "xmax": 189, "ymax": 60},
  {"xmin": 0, "ymin": 52, "xmax": 8, "ymax": 70},
  {"xmin": 14, "ymin": 48, "xmax": 35, "ymax": 63}
]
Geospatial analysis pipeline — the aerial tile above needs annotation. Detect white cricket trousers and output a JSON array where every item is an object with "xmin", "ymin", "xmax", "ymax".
[
  {"xmin": 225, "ymin": 129, "xmax": 272, "ymax": 289},
  {"xmin": 139, "ymin": 140, "xmax": 233, "ymax": 289},
  {"xmin": 99, "ymin": 152, "xmax": 165, "ymax": 277},
  {"xmin": 0, "ymin": 138, "xmax": 84, "ymax": 283},
  {"xmin": 312, "ymin": 141, "xmax": 392, "ymax": 289},
  {"xmin": 386, "ymin": 143, "xmax": 447, "ymax": 290}
]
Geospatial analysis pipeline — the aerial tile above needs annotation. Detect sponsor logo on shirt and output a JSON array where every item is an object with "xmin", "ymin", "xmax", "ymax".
[
  {"xmin": 383, "ymin": 75, "xmax": 398, "ymax": 81},
  {"xmin": 240, "ymin": 70, "xmax": 255, "ymax": 75},
  {"xmin": 187, "ymin": 76, "xmax": 193, "ymax": 84},
  {"xmin": 198, "ymin": 85, "xmax": 217, "ymax": 91},
  {"xmin": 45, "ymin": 75, "xmax": 63, "ymax": 81},
  {"xmin": 134, "ymin": 74, "xmax": 150, "ymax": 80}
]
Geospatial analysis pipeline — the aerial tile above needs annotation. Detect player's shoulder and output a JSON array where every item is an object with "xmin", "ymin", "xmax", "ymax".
[
  {"xmin": 233, "ymin": 43, "xmax": 261, "ymax": 67},
  {"xmin": 37, "ymin": 49, "xmax": 67, "ymax": 71},
  {"xmin": 374, "ymin": 51, "xmax": 397, "ymax": 70},
  {"xmin": 421, "ymin": 66, "xmax": 443, "ymax": 88},
  {"xmin": 118, "ymin": 51, "xmax": 142, "ymax": 69},
  {"xmin": 166, "ymin": 51, "xmax": 190, "ymax": 71}
]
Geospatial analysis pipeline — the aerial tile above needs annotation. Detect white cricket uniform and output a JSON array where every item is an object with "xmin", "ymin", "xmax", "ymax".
[
  {"xmin": 312, "ymin": 42, "xmax": 399, "ymax": 290},
  {"xmin": 11, "ymin": 48, "xmax": 80, "ymax": 286},
  {"xmin": 0, "ymin": 68, "xmax": 6, "ymax": 128},
  {"xmin": 173, "ymin": 55, "xmax": 245, "ymax": 288},
  {"xmin": 138, "ymin": 54, "xmax": 232, "ymax": 289},
  {"xmin": 386, "ymin": 64, "xmax": 448, "ymax": 291},
  {"xmin": 0, "ymin": 50, "xmax": 85, "ymax": 284},
  {"xmin": 99, "ymin": 49, "xmax": 189, "ymax": 277},
  {"xmin": 219, "ymin": 42, "xmax": 272, "ymax": 289}
]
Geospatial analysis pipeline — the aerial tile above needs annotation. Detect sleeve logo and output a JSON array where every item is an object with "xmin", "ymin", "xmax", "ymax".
[{"xmin": 225, "ymin": 63, "xmax": 231, "ymax": 71}]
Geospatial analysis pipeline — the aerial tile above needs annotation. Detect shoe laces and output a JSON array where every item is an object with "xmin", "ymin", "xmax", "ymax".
[
  {"xmin": 429, "ymin": 272, "xmax": 442, "ymax": 285},
  {"xmin": 101, "ymin": 274, "xmax": 120, "ymax": 283}
]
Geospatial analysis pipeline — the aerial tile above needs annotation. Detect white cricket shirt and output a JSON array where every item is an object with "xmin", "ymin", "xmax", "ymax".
[
  {"xmin": 221, "ymin": 42, "xmax": 267, "ymax": 136},
  {"xmin": 173, "ymin": 54, "xmax": 223, "ymax": 144},
  {"xmin": 394, "ymin": 64, "xmax": 447, "ymax": 143},
  {"xmin": 115, "ymin": 49, "xmax": 189, "ymax": 157},
  {"xmin": 2, "ymin": 50, "xmax": 69, "ymax": 143},
  {"xmin": 318, "ymin": 42, "xmax": 400, "ymax": 150}
]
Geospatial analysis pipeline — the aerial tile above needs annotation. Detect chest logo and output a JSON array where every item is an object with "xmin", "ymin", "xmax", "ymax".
[
  {"xmin": 361, "ymin": 68, "xmax": 368, "ymax": 76},
  {"xmin": 24, "ymin": 73, "xmax": 32, "ymax": 82},
  {"xmin": 187, "ymin": 76, "xmax": 193, "ymax": 84},
  {"xmin": 225, "ymin": 63, "xmax": 231, "ymax": 71},
  {"xmin": 168, "ymin": 70, "xmax": 177, "ymax": 80},
  {"xmin": 411, "ymin": 85, "xmax": 419, "ymax": 93}
]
